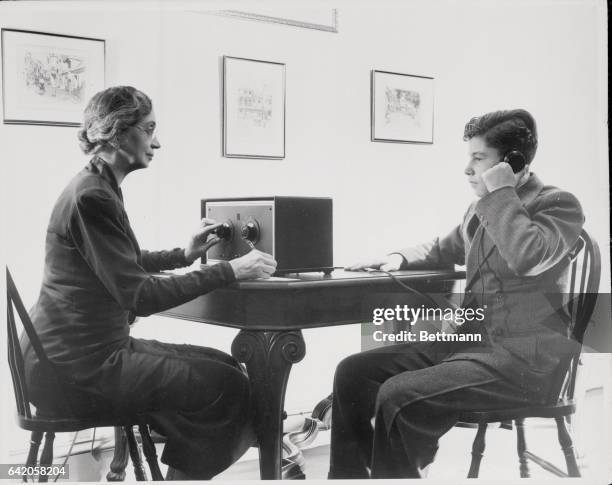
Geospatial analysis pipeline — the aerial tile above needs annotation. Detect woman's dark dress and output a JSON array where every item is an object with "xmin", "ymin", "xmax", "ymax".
[{"xmin": 21, "ymin": 158, "xmax": 252, "ymax": 477}]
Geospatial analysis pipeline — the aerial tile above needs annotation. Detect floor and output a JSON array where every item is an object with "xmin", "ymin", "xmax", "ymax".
[{"xmin": 52, "ymin": 417, "xmax": 607, "ymax": 482}]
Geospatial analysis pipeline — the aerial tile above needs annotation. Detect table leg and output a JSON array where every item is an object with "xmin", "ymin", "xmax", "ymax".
[{"xmin": 232, "ymin": 330, "xmax": 306, "ymax": 480}]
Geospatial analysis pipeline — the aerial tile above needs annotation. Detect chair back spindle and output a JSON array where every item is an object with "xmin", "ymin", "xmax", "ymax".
[
  {"xmin": 558, "ymin": 230, "xmax": 601, "ymax": 402},
  {"xmin": 6, "ymin": 267, "xmax": 76, "ymax": 419},
  {"xmin": 6, "ymin": 268, "xmax": 34, "ymax": 419}
]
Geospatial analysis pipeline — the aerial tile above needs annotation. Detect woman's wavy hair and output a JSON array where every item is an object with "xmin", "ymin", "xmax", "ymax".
[
  {"xmin": 463, "ymin": 109, "xmax": 538, "ymax": 164},
  {"xmin": 77, "ymin": 86, "xmax": 152, "ymax": 154}
]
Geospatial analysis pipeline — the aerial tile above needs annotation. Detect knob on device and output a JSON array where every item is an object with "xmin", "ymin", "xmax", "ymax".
[
  {"xmin": 241, "ymin": 219, "xmax": 260, "ymax": 244},
  {"xmin": 213, "ymin": 221, "xmax": 233, "ymax": 240}
]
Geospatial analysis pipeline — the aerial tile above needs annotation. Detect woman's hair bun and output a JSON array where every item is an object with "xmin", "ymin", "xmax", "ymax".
[{"xmin": 77, "ymin": 127, "xmax": 96, "ymax": 154}]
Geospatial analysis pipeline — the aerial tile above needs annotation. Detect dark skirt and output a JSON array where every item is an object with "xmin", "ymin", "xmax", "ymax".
[{"xmin": 25, "ymin": 337, "xmax": 253, "ymax": 478}]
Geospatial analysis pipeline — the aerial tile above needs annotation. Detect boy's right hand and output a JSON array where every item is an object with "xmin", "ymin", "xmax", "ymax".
[{"xmin": 345, "ymin": 253, "xmax": 404, "ymax": 272}]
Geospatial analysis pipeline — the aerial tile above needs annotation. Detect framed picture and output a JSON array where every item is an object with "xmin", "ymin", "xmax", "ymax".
[
  {"xmin": 223, "ymin": 56, "xmax": 286, "ymax": 159},
  {"xmin": 371, "ymin": 70, "xmax": 434, "ymax": 144},
  {"xmin": 1, "ymin": 28, "xmax": 105, "ymax": 126}
]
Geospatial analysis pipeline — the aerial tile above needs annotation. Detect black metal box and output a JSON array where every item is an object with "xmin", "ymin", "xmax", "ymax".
[{"xmin": 201, "ymin": 196, "xmax": 333, "ymax": 274}]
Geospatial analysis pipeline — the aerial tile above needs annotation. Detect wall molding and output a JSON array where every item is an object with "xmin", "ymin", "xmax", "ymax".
[{"xmin": 204, "ymin": 8, "xmax": 338, "ymax": 33}]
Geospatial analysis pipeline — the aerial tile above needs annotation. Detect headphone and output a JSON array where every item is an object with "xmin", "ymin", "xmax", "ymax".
[{"xmin": 503, "ymin": 150, "xmax": 526, "ymax": 173}]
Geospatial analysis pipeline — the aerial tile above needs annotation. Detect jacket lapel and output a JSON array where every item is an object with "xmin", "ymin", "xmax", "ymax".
[{"xmin": 464, "ymin": 223, "xmax": 486, "ymax": 291}]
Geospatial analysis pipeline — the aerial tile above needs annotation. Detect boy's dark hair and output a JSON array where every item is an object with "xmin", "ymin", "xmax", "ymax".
[{"xmin": 463, "ymin": 109, "xmax": 538, "ymax": 164}]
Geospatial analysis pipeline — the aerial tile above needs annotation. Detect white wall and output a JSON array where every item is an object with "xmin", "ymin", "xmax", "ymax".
[
  {"xmin": 1, "ymin": 0, "xmax": 609, "ymax": 470},
  {"xmin": 135, "ymin": 0, "xmax": 610, "ymax": 413}
]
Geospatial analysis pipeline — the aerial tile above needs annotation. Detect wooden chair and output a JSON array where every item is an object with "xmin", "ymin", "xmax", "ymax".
[
  {"xmin": 6, "ymin": 267, "xmax": 164, "ymax": 482},
  {"xmin": 457, "ymin": 229, "xmax": 601, "ymax": 478}
]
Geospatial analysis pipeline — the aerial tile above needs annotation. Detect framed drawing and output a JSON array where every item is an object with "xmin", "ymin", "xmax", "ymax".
[
  {"xmin": 223, "ymin": 56, "xmax": 286, "ymax": 159},
  {"xmin": 371, "ymin": 70, "xmax": 434, "ymax": 144},
  {"xmin": 1, "ymin": 29, "xmax": 105, "ymax": 126}
]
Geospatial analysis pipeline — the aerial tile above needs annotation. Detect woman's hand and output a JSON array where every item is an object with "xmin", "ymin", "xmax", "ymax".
[
  {"xmin": 184, "ymin": 218, "xmax": 223, "ymax": 264},
  {"xmin": 345, "ymin": 253, "xmax": 404, "ymax": 272},
  {"xmin": 229, "ymin": 250, "xmax": 277, "ymax": 280}
]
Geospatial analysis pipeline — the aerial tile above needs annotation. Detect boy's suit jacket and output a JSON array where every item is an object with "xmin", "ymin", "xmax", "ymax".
[{"xmin": 394, "ymin": 173, "xmax": 584, "ymax": 399}]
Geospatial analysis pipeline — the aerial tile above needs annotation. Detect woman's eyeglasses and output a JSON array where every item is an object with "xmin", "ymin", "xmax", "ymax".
[{"xmin": 133, "ymin": 124, "xmax": 156, "ymax": 139}]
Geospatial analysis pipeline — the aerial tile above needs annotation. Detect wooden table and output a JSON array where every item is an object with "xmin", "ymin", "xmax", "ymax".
[{"xmin": 160, "ymin": 268, "xmax": 465, "ymax": 479}]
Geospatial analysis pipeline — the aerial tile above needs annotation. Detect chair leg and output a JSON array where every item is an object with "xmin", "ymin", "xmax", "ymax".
[
  {"xmin": 38, "ymin": 432, "xmax": 55, "ymax": 483},
  {"xmin": 555, "ymin": 416, "xmax": 581, "ymax": 477},
  {"xmin": 138, "ymin": 424, "xmax": 164, "ymax": 481},
  {"xmin": 107, "ymin": 426, "xmax": 129, "ymax": 481},
  {"xmin": 467, "ymin": 423, "xmax": 487, "ymax": 478},
  {"xmin": 23, "ymin": 431, "xmax": 43, "ymax": 482},
  {"xmin": 124, "ymin": 426, "xmax": 147, "ymax": 481},
  {"xmin": 515, "ymin": 418, "xmax": 530, "ymax": 477}
]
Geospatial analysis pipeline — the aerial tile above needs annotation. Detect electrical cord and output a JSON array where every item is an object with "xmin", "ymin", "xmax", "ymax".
[
  {"xmin": 52, "ymin": 430, "xmax": 79, "ymax": 483},
  {"xmin": 474, "ymin": 224, "xmax": 511, "ymax": 335},
  {"xmin": 482, "ymin": 238, "xmax": 511, "ymax": 332},
  {"xmin": 466, "ymin": 228, "xmax": 495, "ymax": 297},
  {"xmin": 366, "ymin": 268, "xmax": 442, "ymax": 309},
  {"xmin": 477, "ymin": 228, "xmax": 486, "ymax": 304}
]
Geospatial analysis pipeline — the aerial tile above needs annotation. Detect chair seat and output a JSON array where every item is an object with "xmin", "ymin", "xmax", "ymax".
[
  {"xmin": 18, "ymin": 413, "xmax": 152, "ymax": 433},
  {"xmin": 458, "ymin": 399, "xmax": 576, "ymax": 424}
]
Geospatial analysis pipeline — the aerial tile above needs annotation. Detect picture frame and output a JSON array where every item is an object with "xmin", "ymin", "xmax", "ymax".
[
  {"xmin": 1, "ymin": 28, "xmax": 105, "ymax": 126},
  {"xmin": 371, "ymin": 70, "xmax": 434, "ymax": 144},
  {"xmin": 223, "ymin": 56, "xmax": 286, "ymax": 159}
]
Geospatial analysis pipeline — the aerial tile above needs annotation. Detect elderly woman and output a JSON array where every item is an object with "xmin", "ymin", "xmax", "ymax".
[{"xmin": 21, "ymin": 86, "xmax": 276, "ymax": 479}]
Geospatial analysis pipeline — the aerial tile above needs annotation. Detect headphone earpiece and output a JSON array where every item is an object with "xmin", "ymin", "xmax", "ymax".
[{"xmin": 503, "ymin": 150, "xmax": 526, "ymax": 174}]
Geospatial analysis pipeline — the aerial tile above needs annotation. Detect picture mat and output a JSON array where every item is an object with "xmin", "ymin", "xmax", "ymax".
[
  {"xmin": 2, "ymin": 30, "xmax": 104, "ymax": 125},
  {"xmin": 373, "ymin": 71, "xmax": 434, "ymax": 143},
  {"xmin": 224, "ymin": 57, "xmax": 285, "ymax": 158}
]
